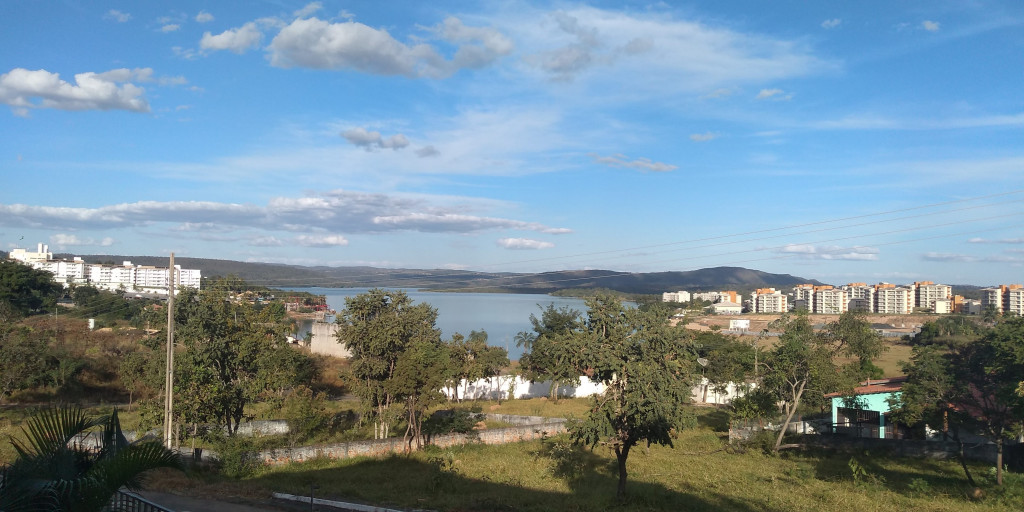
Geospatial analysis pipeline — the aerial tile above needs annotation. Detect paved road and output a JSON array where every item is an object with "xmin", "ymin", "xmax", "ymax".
[{"xmin": 137, "ymin": 491, "xmax": 302, "ymax": 512}]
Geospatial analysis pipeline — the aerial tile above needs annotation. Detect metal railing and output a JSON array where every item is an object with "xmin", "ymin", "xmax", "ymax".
[{"xmin": 106, "ymin": 490, "xmax": 175, "ymax": 512}]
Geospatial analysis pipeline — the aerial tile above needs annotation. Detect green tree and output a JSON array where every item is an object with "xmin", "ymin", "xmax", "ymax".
[
  {"xmin": 0, "ymin": 324, "xmax": 48, "ymax": 402},
  {"xmin": 516, "ymin": 304, "xmax": 584, "ymax": 401},
  {"xmin": 391, "ymin": 340, "xmax": 452, "ymax": 451},
  {"xmin": 760, "ymin": 313, "xmax": 845, "ymax": 453},
  {"xmin": 569, "ymin": 294, "xmax": 696, "ymax": 500},
  {"xmin": 0, "ymin": 260, "xmax": 61, "ymax": 319},
  {"xmin": 174, "ymin": 287, "xmax": 313, "ymax": 438},
  {"xmin": 336, "ymin": 289, "xmax": 442, "ymax": 439},
  {"xmin": 824, "ymin": 311, "xmax": 886, "ymax": 379},
  {"xmin": 890, "ymin": 317, "xmax": 1024, "ymax": 486},
  {"xmin": 450, "ymin": 330, "xmax": 509, "ymax": 401},
  {"xmin": 0, "ymin": 406, "xmax": 182, "ymax": 512}
]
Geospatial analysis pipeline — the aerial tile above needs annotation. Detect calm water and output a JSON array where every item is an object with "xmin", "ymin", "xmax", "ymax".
[{"xmin": 287, "ymin": 287, "xmax": 591, "ymax": 360}]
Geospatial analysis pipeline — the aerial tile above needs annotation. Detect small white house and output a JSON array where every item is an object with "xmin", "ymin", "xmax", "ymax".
[{"xmin": 729, "ymin": 319, "xmax": 751, "ymax": 330}]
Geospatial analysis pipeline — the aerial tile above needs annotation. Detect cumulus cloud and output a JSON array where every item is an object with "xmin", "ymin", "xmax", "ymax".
[
  {"xmin": 341, "ymin": 127, "xmax": 410, "ymax": 150},
  {"xmin": 0, "ymin": 67, "xmax": 151, "ymax": 113},
  {"xmin": 200, "ymin": 22, "xmax": 263, "ymax": 53},
  {"xmin": 296, "ymin": 234, "xmax": 348, "ymax": 247},
  {"xmin": 294, "ymin": 2, "xmax": 323, "ymax": 18},
  {"xmin": 689, "ymin": 132, "xmax": 718, "ymax": 142},
  {"xmin": 105, "ymin": 10, "xmax": 131, "ymax": 23},
  {"xmin": 195, "ymin": 11, "xmax": 214, "ymax": 23},
  {"xmin": 497, "ymin": 238, "xmax": 554, "ymax": 250},
  {"xmin": 267, "ymin": 16, "xmax": 511, "ymax": 78},
  {"xmin": 756, "ymin": 88, "xmax": 792, "ymax": 101},
  {"xmin": 416, "ymin": 145, "xmax": 440, "ymax": 158},
  {"xmin": 161, "ymin": 24, "xmax": 181, "ymax": 33},
  {"xmin": 922, "ymin": 20, "xmax": 940, "ymax": 32},
  {"xmin": 50, "ymin": 234, "xmax": 115, "ymax": 249},
  {"xmin": 777, "ymin": 244, "xmax": 879, "ymax": 261},
  {"xmin": 821, "ymin": 19, "xmax": 841, "ymax": 29},
  {"xmin": 0, "ymin": 190, "xmax": 571, "ymax": 237},
  {"xmin": 527, "ymin": 11, "xmax": 651, "ymax": 81},
  {"xmin": 591, "ymin": 153, "xmax": 676, "ymax": 172}
]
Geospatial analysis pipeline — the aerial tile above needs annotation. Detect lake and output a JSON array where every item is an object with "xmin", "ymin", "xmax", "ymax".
[{"xmin": 287, "ymin": 287, "xmax": 592, "ymax": 360}]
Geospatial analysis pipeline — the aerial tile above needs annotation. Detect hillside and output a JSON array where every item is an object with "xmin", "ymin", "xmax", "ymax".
[{"xmin": 67, "ymin": 254, "xmax": 822, "ymax": 294}]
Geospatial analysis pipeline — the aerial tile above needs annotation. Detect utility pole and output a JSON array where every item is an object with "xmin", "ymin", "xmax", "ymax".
[{"xmin": 163, "ymin": 253, "xmax": 176, "ymax": 449}]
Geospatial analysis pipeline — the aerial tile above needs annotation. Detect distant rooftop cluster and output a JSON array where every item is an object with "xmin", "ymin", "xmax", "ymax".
[
  {"xmin": 7, "ymin": 243, "xmax": 200, "ymax": 295},
  {"xmin": 664, "ymin": 281, "xmax": 1022, "ymax": 316}
]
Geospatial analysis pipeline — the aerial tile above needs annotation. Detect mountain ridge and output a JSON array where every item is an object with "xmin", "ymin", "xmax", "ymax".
[{"xmin": 64, "ymin": 254, "xmax": 825, "ymax": 294}]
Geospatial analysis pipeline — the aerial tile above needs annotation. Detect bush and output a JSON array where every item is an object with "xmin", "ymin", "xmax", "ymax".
[
  {"xmin": 210, "ymin": 433, "xmax": 262, "ymax": 478},
  {"xmin": 422, "ymin": 407, "xmax": 482, "ymax": 438},
  {"xmin": 282, "ymin": 386, "xmax": 332, "ymax": 442}
]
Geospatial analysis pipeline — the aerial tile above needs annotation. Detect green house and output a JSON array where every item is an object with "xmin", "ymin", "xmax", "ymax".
[{"xmin": 828, "ymin": 377, "xmax": 907, "ymax": 439}]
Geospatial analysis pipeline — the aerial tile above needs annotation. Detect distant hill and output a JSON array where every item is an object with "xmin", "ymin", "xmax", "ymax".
[{"xmin": 67, "ymin": 254, "xmax": 823, "ymax": 295}]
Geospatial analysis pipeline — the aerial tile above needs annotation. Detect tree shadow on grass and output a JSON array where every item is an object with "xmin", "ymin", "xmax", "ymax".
[
  {"xmin": 795, "ymin": 447, "xmax": 977, "ymax": 499},
  {"xmin": 695, "ymin": 408, "xmax": 731, "ymax": 432},
  {"xmin": 243, "ymin": 449, "xmax": 789, "ymax": 512}
]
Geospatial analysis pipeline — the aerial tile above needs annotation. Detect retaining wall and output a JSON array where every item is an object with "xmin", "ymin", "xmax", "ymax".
[{"xmin": 257, "ymin": 416, "xmax": 567, "ymax": 466}]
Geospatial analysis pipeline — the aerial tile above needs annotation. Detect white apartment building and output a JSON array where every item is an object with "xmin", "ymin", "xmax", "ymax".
[
  {"xmin": 6, "ymin": 244, "xmax": 200, "ymax": 294},
  {"xmin": 691, "ymin": 291, "xmax": 742, "ymax": 304},
  {"xmin": 1005, "ymin": 287, "xmax": 1024, "ymax": 316},
  {"xmin": 875, "ymin": 285, "xmax": 913, "ymax": 314},
  {"xmin": 750, "ymin": 288, "xmax": 788, "ymax": 313},
  {"xmin": 981, "ymin": 287, "xmax": 1003, "ymax": 313},
  {"xmin": 793, "ymin": 284, "xmax": 815, "ymax": 311},
  {"xmin": 814, "ymin": 288, "xmax": 849, "ymax": 314},
  {"xmin": 913, "ymin": 282, "xmax": 952, "ymax": 310},
  {"xmin": 662, "ymin": 291, "xmax": 691, "ymax": 303},
  {"xmin": 841, "ymin": 283, "xmax": 876, "ymax": 312}
]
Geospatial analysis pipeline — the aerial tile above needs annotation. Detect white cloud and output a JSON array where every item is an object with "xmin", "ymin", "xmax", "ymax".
[
  {"xmin": 809, "ymin": 111, "xmax": 1024, "ymax": 131},
  {"xmin": 341, "ymin": 127, "xmax": 410, "ymax": 151},
  {"xmin": 50, "ymin": 234, "xmax": 115, "ymax": 249},
  {"xmin": 294, "ymin": 2, "xmax": 323, "ymax": 18},
  {"xmin": 756, "ymin": 88, "xmax": 792, "ymax": 101},
  {"xmin": 967, "ymin": 237, "xmax": 1024, "ymax": 244},
  {"xmin": 249, "ymin": 236, "xmax": 283, "ymax": 247},
  {"xmin": 778, "ymin": 244, "xmax": 879, "ymax": 261},
  {"xmin": 105, "ymin": 10, "xmax": 131, "ymax": 23},
  {"xmin": 296, "ymin": 234, "xmax": 349, "ymax": 247},
  {"xmin": 0, "ymin": 190, "xmax": 571, "ymax": 237},
  {"xmin": 702, "ymin": 88, "xmax": 734, "ymax": 99},
  {"xmin": 195, "ymin": 11, "xmax": 214, "ymax": 23},
  {"xmin": 161, "ymin": 24, "xmax": 181, "ymax": 33},
  {"xmin": 497, "ymin": 237, "xmax": 554, "ymax": 250},
  {"xmin": 922, "ymin": 20, "xmax": 941, "ymax": 32},
  {"xmin": 267, "ymin": 16, "xmax": 511, "ymax": 78},
  {"xmin": 821, "ymin": 19, "xmax": 841, "ymax": 29},
  {"xmin": 514, "ymin": 7, "xmax": 830, "ymax": 86},
  {"xmin": 200, "ymin": 23, "xmax": 263, "ymax": 54},
  {"xmin": 922, "ymin": 252, "xmax": 976, "ymax": 263},
  {"xmin": 591, "ymin": 153, "xmax": 676, "ymax": 172},
  {"xmin": 689, "ymin": 132, "xmax": 718, "ymax": 142},
  {"xmin": 0, "ymin": 68, "xmax": 150, "ymax": 113}
]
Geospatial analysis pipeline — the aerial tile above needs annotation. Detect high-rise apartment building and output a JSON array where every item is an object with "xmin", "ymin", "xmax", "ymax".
[{"xmin": 750, "ymin": 288, "xmax": 788, "ymax": 313}]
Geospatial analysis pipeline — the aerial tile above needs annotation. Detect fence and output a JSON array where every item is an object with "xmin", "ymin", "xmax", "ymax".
[{"xmin": 106, "ymin": 490, "xmax": 174, "ymax": 512}]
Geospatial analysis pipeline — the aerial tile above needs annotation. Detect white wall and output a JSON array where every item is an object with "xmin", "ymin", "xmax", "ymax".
[{"xmin": 442, "ymin": 375, "xmax": 755, "ymax": 405}]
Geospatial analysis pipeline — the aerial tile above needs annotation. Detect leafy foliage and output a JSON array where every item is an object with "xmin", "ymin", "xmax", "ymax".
[
  {"xmin": 0, "ymin": 260, "xmax": 61, "ymax": 320},
  {"xmin": 569, "ymin": 294, "xmax": 697, "ymax": 499},
  {"xmin": 0, "ymin": 406, "xmax": 182, "ymax": 512},
  {"xmin": 516, "ymin": 304, "xmax": 585, "ymax": 401}
]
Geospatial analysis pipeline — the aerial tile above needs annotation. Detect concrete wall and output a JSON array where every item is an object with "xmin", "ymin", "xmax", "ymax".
[
  {"xmin": 446, "ymin": 375, "xmax": 752, "ymax": 406},
  {"xmin": 801, "ymin": 436, "xmax": 1000, "ymax": 465},
  {"xmin": 256, "ymin": 417, "xmax": 567, "ymax": 466},
  {"xmin": 309, "ymin": 321, "xmax": 350, "ymax": 358}
]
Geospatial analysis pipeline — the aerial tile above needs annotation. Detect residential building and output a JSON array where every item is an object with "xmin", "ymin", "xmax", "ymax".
[
  {"xmin": 981, "ymin": 284, "xmax": 1024, "ymax": 315},
  {"xmin": 793, "ymin": 284, "xmax": 815, "ymax": 311},
  {"xmin": 1007, "ymin": 287, "xmax": 1024, "ymax": 316},
  {"xmin": 874, "ymin": 284, "xmax": 913, "ymax": 314},
  {"xmin": 750, "ymin": 288, "xmax": 788, "ymax": 313},
  {"xmin": 662, "ymin": 291, "xmax": 691, "ymax": 303},
  {"xmin": 6, "ymin": 244, "xmax": 200, "ymax": 294},
  {"xmin": 814, "ymin": 288, "xmax": 848, "ymax": 314},
  {"xmin": 827, "ymin": 377, "xmax": 908, "ymax": 439},
  {"xmin": 692, "ymin": 290, "xmax": 741, "ymax": 304},
  {"xmin": 912, "ymin": 281, "xmax": 952, "ymax": 310}
]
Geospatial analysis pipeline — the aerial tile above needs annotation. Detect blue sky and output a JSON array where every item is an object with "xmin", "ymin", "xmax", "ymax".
[{"xmin": 1, "ymin": 1, "xmax": 1022, "ymax": 286}]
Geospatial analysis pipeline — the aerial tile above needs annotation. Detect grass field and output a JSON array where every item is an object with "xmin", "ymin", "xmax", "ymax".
[{"xmin": 144, "ymin": 415, "xmax": 1022, "ymax": 512}]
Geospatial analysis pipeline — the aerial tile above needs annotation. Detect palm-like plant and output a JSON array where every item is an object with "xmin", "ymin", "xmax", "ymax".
[{"xmin": 0, "ymin": 406, "xmax": 183, "ymax": 512}]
